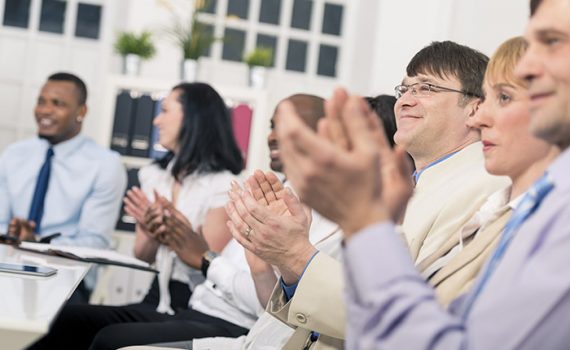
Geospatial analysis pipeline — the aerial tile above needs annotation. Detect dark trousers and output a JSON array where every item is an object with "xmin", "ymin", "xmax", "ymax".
[{"xmin": 28, "ymin": 278, "xmax": 204, "ymax": 350}]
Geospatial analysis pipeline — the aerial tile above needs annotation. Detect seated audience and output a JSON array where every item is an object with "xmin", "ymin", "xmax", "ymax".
[
  {"xmin": 29, "ymin": 82, "xmax": 243, "ymax": 350},
  {"xmin": 121, "ymin": 94, "xmax": 346, "ymax": 350},
  {"xmin": 419, "ymin": 36, "xmax": 559, "ymax": 306},
  {"xmin": 276, "ymin": 0, "xmax": 570, "ymax": 347}
]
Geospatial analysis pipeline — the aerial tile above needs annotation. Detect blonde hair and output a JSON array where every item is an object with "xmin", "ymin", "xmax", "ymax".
[{"xmin": 485, "ymin": 36, "xmax": 528, "ymax": 88}]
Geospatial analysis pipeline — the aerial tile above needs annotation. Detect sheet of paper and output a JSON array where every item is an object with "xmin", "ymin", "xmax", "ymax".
[{"xmin": 19, "ymin": 242, "xmax": 150, "ymax": 268}]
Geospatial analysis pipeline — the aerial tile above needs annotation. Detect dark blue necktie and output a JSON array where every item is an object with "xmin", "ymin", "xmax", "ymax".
[
  {"xmin": 28, "ymin": 147, "xmax": 54, "ymax": 233},
  {"xmin": 461, "ymin": 173, "xmax": 554, "ymax": 318}
]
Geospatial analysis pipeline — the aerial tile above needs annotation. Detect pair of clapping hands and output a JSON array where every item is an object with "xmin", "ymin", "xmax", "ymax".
[
  {"xmin": 124, "ymin": 188, "xmax": 209, "ymax": 269},
  {"xmin": 226, "ymin": 170, "xmax": 316, "ymax": 285}
]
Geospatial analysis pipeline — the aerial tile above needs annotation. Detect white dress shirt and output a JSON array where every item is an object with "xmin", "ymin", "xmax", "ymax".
[{"xmin": 139, "ymin": 164, "xmax": 237, "ymax": 314}]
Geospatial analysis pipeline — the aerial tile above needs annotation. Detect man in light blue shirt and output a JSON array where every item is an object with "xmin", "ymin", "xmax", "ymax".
[{"xmin": 0, "ymin": 72, "xmax": 127, "ymax": 301}]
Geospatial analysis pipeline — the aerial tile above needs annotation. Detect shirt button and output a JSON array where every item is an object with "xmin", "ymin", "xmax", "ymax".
[{"xmin": 296, "ymin": 313, "xmax": 307, "ymax": 324}]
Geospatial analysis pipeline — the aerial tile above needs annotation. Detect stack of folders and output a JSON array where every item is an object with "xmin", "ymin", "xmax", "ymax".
[
  {"xmin": 111, "ymin": 90, "xmax": 167, "ymax": 160},
  {"xmin": 18, "ymin": 242, "xmax": 158, "ymax": 273}
]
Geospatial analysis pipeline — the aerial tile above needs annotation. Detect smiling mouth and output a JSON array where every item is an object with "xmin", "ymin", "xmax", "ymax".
[
  {"xmin": 38, "ymin": 118, "xmax": 55, "ymax": 127},
  {"xmin": 529, "ymin": 92, "xmax": 554, "ymax": 104}
]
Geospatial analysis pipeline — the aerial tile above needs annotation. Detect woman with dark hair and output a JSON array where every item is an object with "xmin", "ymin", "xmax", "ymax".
[
  {"xmin": 365, "ymin": 94, "xmax": 398, "ymax": 148},
  {"xmin": 29, "ymin": 82, "xmax": 246, "ymax": 350},
  {"xmin": 132, "ymin": 82, "xmax": 243, "ymax": 315}
]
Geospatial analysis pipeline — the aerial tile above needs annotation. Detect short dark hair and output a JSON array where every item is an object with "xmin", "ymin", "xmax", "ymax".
[
  {"xmin": 157, "ymin": 82, "xmax": 244, "ymax": 180},
  {"xmin": 406, "ymin": 41, "xmax": 489, "ymax": 100},
  {"xmin": 530, "ymin": 0, "xmax": 543, "ymax": 16},
  {"xmin": 47, "ymin": 72, "xmax": 88, "ymax": 105},
  {"xmin": 365, "ymin": 95, "xmax": 397, "ymax": 148}
]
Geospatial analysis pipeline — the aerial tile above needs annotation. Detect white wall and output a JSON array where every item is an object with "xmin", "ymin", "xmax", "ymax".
[
  {"xmin": 366, "ymin": 0, "xmax": 529, "ymax": 96},
  {"xmin": 0, "ymin": 0, "xmax": 532, "ymax": 167}
]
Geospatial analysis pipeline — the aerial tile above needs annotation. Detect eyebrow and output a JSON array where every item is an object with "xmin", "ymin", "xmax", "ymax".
[
  {"xmin": 534, "ymin": 28, "xmax": 568, "ymax": 39},
  {"xmin": 492, "ymin": 83, "xmax": 516, "ymax": 89},
  {"xmin": 402, "ymin": 76, "xmax": 434, "ymax": 85}
]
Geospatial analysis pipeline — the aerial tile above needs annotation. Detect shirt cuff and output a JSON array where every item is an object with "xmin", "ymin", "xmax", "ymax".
[
  {"xmin": 280, "ymin": 250, "xmax": 320, "ymax": 301},
  {"xmin": 343, "ymin": 221, "xmax": 419, "ymax": 303}
]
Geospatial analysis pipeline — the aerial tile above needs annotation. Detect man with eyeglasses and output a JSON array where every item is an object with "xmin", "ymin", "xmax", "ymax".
[
  {"xmin": 393, "ymin": 41, "xmax": 508, "ymax": 266},
  {"xmin": 276, "ymin": 0, "xmax": 570, "ymax": 347}
]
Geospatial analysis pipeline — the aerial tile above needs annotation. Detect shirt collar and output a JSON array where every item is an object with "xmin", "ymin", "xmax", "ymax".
[
  {"xmin": 41, "ymin": 134, "xmax": 86, "ymax": 158},
  {"xmin": 547, "ymin": 147, "xmax": 570, "ymax": 192},
  {"xmin": 412, "ymin": 150, "xmax": 460, "ymax": 183}
]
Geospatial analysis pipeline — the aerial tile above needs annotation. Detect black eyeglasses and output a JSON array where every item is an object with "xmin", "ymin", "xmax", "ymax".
[{"xmin": 394, "ymin": 83, "xmax": 481, "ymax": 99}]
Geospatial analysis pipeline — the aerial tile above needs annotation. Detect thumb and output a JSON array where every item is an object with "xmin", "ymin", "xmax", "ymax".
[{"xmin": 283, "ymin": 188, "xmax": 306, "ymax": 221}]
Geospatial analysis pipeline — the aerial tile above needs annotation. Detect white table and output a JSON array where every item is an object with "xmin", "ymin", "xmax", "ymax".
[{"xmin": 0, "ymin": 244, "xmax": 91, "ymax": 350}]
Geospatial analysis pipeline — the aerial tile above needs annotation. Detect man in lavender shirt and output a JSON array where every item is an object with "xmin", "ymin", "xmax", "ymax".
[{"xmin": 275, "ymin": 0, "xmax": 570, "ymax": 348}]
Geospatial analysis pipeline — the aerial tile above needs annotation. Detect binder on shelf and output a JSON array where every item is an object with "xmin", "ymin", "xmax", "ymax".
[
  {"xmin": 115, "ymin": 167, "xmax": 140, "ymax": 233},
  {"xmin": 18, "ymin": 241, "xmax": 158, "ymax": 273},
  {"xmin": 111, "ymin": 90, "xmax": 136, "ymax": 155},
  {"xmin": 128, "ymin": 94, "xmax": 156, "ymax": 158}
]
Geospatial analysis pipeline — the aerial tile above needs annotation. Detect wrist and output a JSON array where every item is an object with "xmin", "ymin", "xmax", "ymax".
[
  {"xmin": 200, "ymin": 251, "xmax": 219, "ymax": 277},
  {"xmin": 340, "ymin": 203, "xmax": 391, "ymax": 240},
  {"xmin": 279, "ymin": 243, "xmax": 317, "ymax": 285}
]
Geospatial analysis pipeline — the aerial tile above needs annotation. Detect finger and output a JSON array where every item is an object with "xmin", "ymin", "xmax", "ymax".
[
  {"xmin": 264, "ymin": 172, "xmax": 285, "ymax": 198},
  {"xmin": 325, "ymin": 88, "xmax": 350, "ymax": 150},
  {"xmin": 317, "ymin": 118, "xmax": 330, "ymax": 140},
  {"xmin": 231, "ymin": 180, "xmax": 244, "ymax": 193},
  {"xmin": 164, "ymin": 209, "xmax": 193, "ymax": 235},
  {"xmin": 240, "ymin": 190, "xmax": 272, "ymax": 225},
  {"xmin": 225, "ymin": 200, "xmax": 255, "ymax": 235},
  {"xmin": 341, "ymin": 96, "xmax": 379, "ymax": 153},
  {"xmin": 245, "ymin": 174, "xmax": 268, "ymax": 205},
  {"xmin": 132, "ymin": 187, "xmax": 151, "ymax": 206},
  {"xmin": 227, "ymin": 221, "xmax": 256, "ymax": 252},
  {"xmin": 124, "ymin": 198, "xmax": 145, "ymax": 220},
  {"xmin": 252, "ymin": 170, "xmax": 277, "ymax": 204},
  {"xmin": 283, "ymin": 188, "xmax": 306, "ymax": 221}
]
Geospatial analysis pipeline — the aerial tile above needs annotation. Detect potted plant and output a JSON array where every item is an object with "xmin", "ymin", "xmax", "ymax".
[
  {"xmin": 114, "ymin": 31, "xmax": 156, "ymax": 76},
  {"xmin": 244, "ymin": 47, "xmax": 273, "ymax": 89},
  {"xmin": 164, "ymin": 1, "xmax": 217, "ymax": 81}
]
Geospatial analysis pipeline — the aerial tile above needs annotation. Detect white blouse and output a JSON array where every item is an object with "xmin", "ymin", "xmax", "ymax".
[{"xmin": 139, "ymin": 163, "xmax": 237, "ymax": 314}]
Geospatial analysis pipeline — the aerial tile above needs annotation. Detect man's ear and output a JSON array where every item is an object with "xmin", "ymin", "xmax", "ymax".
[
  {"xmin": 467, "ymin": 98, "xmax": 482, "ymax": 118},
  {"xmin": 77, "ymin": 105, "xmax": 87, "ymax": 122}
]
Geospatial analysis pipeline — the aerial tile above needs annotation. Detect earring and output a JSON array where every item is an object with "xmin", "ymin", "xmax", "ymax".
[{"xmin": 76, "ymin": 116, "xmax": 83, "ymax": 122}]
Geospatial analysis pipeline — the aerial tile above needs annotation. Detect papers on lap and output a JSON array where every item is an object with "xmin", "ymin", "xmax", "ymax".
[{"xmin": 18, "ymin": 242, "xmax": 158, "ymax": 273}]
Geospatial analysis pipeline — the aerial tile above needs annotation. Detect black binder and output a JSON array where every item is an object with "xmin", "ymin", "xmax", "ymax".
[
  {"xmin": 115, "ymin": 167, "xmax": 140, "ymax": 232},
  {"xmin": 110, "ymin": 90, "xmax": 136, "ymax": 155},
  {"xmin": 128, "ymin": 94, "xmax": 156, "ymax": 158}
]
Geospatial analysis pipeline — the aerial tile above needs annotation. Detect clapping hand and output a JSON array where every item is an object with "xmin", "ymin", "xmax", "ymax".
[{"xmin": 156, "ymin": 199, "xmax": 209, "ymax": 269}]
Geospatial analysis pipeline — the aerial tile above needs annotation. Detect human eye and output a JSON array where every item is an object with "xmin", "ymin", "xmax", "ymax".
[
  {"xmin": 544, "ymin": 36, "xmax": 561, "ymax": 47},
  {"xmin": 497, "ymin": 92, "xmax": 512, "ymax": 106},
  {"xmin": 538, "ymin": 31, "xmax": 563, "ymax": 48},
  {"xmin": 418, "ymin": 83, "xmax": 432, "ymax": 93}
]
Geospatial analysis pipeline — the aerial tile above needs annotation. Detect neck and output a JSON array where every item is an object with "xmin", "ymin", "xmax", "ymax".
[
  {"xmin": 509, "ymin": 148, "xmax": 560, "ymax": 200},
  {"xmin": 413, "ymin": 139, "xmax": 477, "ymax": 172}
]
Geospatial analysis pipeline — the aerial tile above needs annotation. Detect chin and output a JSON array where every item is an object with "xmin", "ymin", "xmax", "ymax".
[
  {"xmin": 269, "ymin": 161, "xmax": 283, "ymax": 173},
  {"xmin": 38, "ymin": 133, "xmax": 55, "ymax": 142}
]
